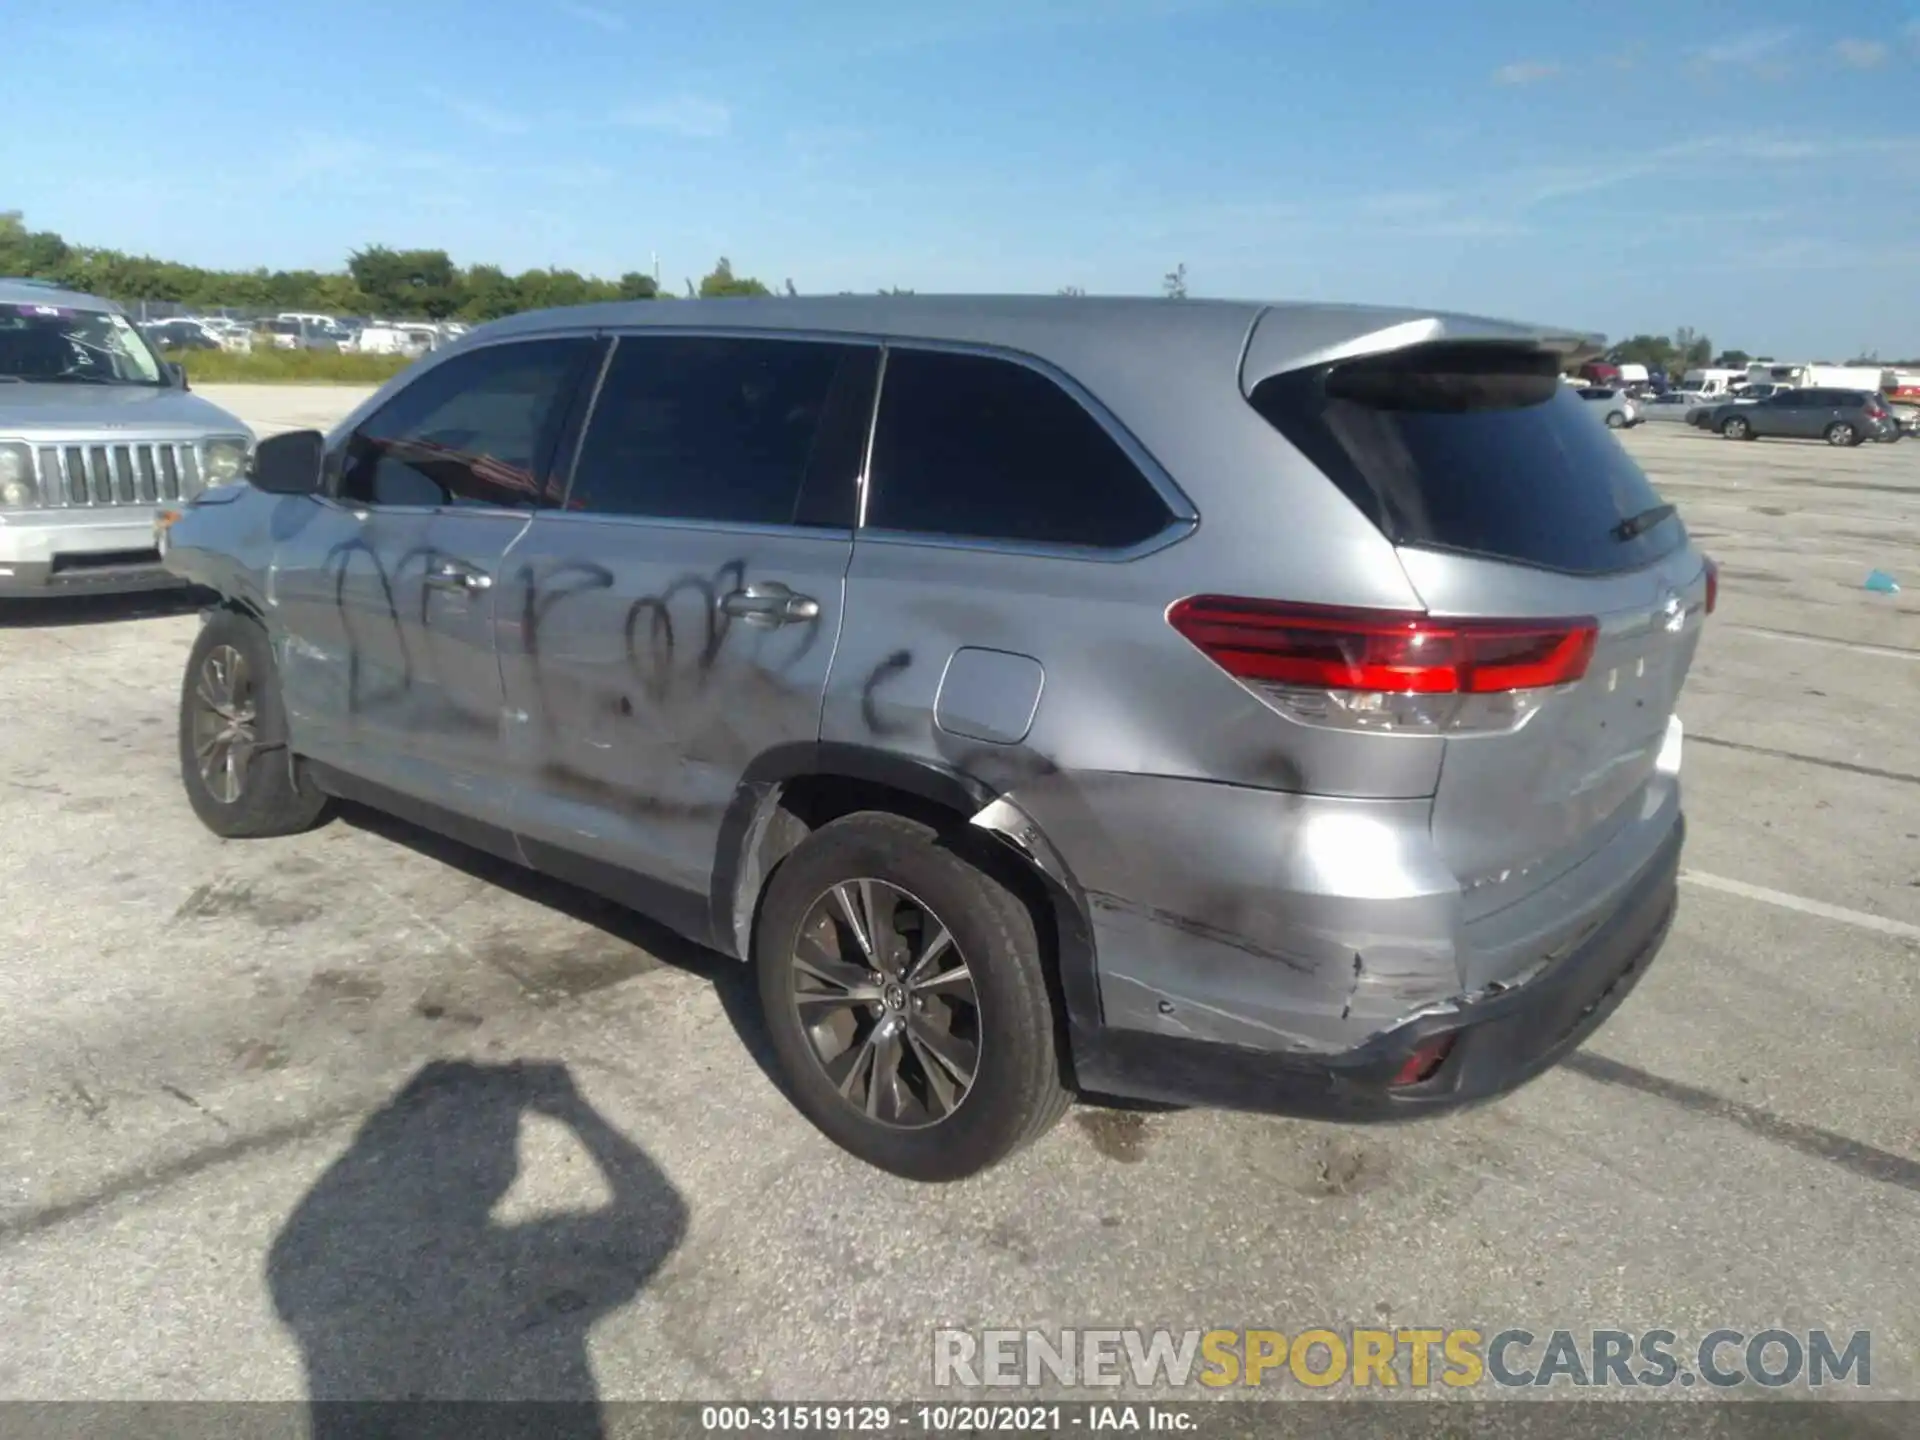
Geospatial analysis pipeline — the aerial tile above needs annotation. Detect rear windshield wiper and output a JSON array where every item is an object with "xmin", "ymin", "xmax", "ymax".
[{"xmin": 1612, "ymin": 503, "xmax": 1676, "ymax": 542}]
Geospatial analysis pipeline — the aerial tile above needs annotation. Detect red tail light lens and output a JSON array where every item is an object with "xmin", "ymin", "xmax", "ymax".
[
  {"xmin": 1167, "ymin": 597, "xmax": 1598, "ymax": 695},
  {"xmin": 1703, "ymin": 557, "xmax": 1719, "ymax": 615},
  {"xmin": 1390, "ymin": 1034, "xmax": 1456, "ymax": 1087}
]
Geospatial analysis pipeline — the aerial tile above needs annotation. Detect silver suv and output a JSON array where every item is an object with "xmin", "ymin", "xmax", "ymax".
[
  {"xmin": 161, "ymin": 297, "xmax": 1710, "ymax": 1180},
  {"xmin": 0, "ymin": 279, "xmax": 253, "ymax": 596}
]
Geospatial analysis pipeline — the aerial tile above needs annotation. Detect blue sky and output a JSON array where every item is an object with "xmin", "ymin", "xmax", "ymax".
[{"xmin": 6, "ymin": 0, "xmax": 1919, "ymax": 356}]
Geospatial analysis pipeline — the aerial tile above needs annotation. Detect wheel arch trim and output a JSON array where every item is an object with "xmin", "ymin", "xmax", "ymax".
[{"xmin": 707, "ymin": 743, "xmax": 1105, "ymax": 1057}]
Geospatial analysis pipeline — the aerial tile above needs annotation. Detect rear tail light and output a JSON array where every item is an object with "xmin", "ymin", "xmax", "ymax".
[
  {"xmin": 1390, "ymin": 1034, "xmax": 1456, "ymax": 1087},
  {"xmin": 1167, "ymin": 596, "xmax": 1597, "ymax": 735},
  {"xmin": 1703, "ymin": 557, "xmax": 1719, "ymax": 615}
]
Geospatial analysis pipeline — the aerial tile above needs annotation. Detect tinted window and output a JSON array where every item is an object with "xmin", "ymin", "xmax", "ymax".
[
  {"xmin": 339, "ymin": 338, "xmax": 594, "ymax": 509},
  {"xmin": 566, "ymin": 335, "xmax": 876, "ymax": 528},
  {"xmin": 1250, "ymin": 343, "xmax": 1684, "ymax": 575},
  {"xmin": 865, "ymin": 348, "xmax": 1173, "ymax": 548}
]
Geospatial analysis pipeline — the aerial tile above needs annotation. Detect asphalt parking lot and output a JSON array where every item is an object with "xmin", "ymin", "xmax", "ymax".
[{"xmin": 0, "ymin": 388, "xmax": 1915, "ymax": 1406}]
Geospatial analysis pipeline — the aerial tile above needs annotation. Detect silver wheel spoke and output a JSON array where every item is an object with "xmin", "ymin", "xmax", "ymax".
[
  {"xmin": 796, "ymin": 988, "xmax": 878, "ymax": 1013},
  {"xmin": 830, "ymin": 882, "xmax": 877, "ymax": 964},
  {"xmin": 903, "ymin": 1026, "xmax": 960, "ymax": 1118},
  {"xmin": 907, "ymin": 1012, "xmax": 977, "ymax": 1088},
  {"xmin": 193, "ymin": 645, "xmax": 255, "ymax": 804},
  {"xmin": 195, "ymin": 674, "xmax": 230, "ymax": 718},
  {"xmin": 903, "ymin": 922, "xmax": 952, "ymax": 985},
  {"xmin": 826, "ymin": 1030, "xmax": 879, "ymax": 1099},
  {"xmin": 793, "ymin": 935, "xmax": 880, "ymax": 994},
  {"xmin": 910, "ymin": 963, "xmax": 971, "ymax": 995},
  {"xmin": 867, "ymin": 1027, "xmax": 905, "ymax": 1121},
  {"xmin": 793, "ymin": 878, "xmax": 979, "ymax": 1131}
]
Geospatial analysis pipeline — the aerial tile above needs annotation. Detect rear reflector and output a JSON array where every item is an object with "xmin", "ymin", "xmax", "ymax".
[
  {"xmin": 1703, "ymin": 557, "xmax": 1718, "ymax": 615},
  {"xmin": 1390, "ymin": 1034, "xmax": 1456, "ymax": 1087},
  {"xmin": 1167, "ymin": 598, "xmax": 1598, "ymax": 695}
]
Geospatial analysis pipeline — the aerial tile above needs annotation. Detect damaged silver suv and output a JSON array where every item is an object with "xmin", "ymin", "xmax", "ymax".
[
  {"xmin": 161, "ymin": 297, "xmax": 1711, "ymax": 1180},
  {"xmin": 0, "ymin": 278, "xmax": 251, "ymax": 597}
]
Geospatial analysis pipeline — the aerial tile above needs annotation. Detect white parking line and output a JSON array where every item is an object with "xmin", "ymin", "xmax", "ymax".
[
  {"xmin": 1681, "ymin": 870, "xmax": 1920, "ymax": 941},
  {"xmin": 1728, "ymin": 625, "xmax": 1920, "ymax": 662}
]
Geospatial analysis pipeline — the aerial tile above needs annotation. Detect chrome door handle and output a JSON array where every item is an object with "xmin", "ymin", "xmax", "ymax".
[
  {"xmin": 423, "ymin": 562, "xmax": 493, "ymax": 593},
  {"xmin": 720, "ymin": 584, "xmax": 819, "ymax": 625}
]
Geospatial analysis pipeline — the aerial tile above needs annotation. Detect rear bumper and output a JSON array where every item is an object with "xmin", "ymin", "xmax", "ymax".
[
  {"xmin": 1071, "ymin": 813, "xmax": 1683, "ymax": 1120},
  {"xmin": 0, "ymin": 507, "xmax": 181, "ymax": 596}
]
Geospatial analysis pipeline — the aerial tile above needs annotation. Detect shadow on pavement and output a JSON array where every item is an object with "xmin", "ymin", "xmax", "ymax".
[
  {"xmin": 0, "ymin": 586, "xmax": 210, "ymax": 629},
  {"xmin": 268, "ymin": 1059, "xmax": 688, "ymax": 1439},
  {"xmin": 336, "ymin": 801, "xmax": 782, "ymax": 1088}
]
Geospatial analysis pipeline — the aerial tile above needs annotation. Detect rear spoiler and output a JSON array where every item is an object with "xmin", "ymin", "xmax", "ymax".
[{"xmin": 1240, "ymin": 305, "xmax": 1607, "ymax": 394}]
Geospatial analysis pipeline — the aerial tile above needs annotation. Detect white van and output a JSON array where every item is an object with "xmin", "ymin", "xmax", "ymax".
[{"xmin": 1681, "ymin": 368, "xmax": 1746, "ymax": 397}]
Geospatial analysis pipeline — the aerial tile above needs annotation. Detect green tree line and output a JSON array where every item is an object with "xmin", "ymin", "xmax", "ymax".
[
  {"xmin": 1604, "ymin": 327, "xmax": 1917, "ymax": 372},
  {"xmin": 0, "ymin": 212, "xmax": 780, "ymax": 321}
]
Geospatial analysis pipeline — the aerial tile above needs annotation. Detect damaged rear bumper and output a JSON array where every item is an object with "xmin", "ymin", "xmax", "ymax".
[{"xmin": 1070, "ymin": 814, "xmax": 1683, "ymax": 1120}]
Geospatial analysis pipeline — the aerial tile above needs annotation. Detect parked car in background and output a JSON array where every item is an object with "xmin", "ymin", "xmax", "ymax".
[
  {"xmin": 258, "ymin": 318, "xmax": 344, "ymax": 352},
  {"xmin": 143, "ymin": 318, "xmax": 222, "ymax": 352},
  {"xmin": 1746, "ymin": 363, "xmax": 1892, "ymax": 394},
  {"xmin": 353, "ymin": 323, "xmax": 442, "ymax": 358},
  {"xmin": 197, "ymin": 317, "xmax": 255, "ymax": 354},
  {"xmin": 258, "ymin": 319, "xmax": 307, "ymax": 351},
  {"xmin": 159, "ymin": 295, "xmax": 1706, "ymax": 1180},
  {"xmin": 0, "ymin": 278, "xmax": 252, "ymax": 596},
  {"xmin": 1577, "ymin": 386, "xmax": 1641, "ymax": 428},
  {"xmin": 1884, "ymin": 396, "xmax": 1919, "ymax": 437},
  {"xmin": 1680, "ymin": 368, "xmax": 1745, "ymax": 397},
  {"xmin": 1640, "ymin": 391, "xmax": 1707, "ymax": 424},
  {"xmin": 1706, "ymin": 388, "xmax": 1896, "ymax": 446}
]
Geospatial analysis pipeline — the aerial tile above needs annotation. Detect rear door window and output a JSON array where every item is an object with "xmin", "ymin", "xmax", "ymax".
[
  {"xmin": 1249, "ymin": 342, "xmax": 1684, "ymax": 575},
  {"xmin": 566, "ymin": 335, "xmax": 877, "ymax": 529},
  {"xmin": 865, "ymin": 348, "xmax": 1174, "ymax": 549}
]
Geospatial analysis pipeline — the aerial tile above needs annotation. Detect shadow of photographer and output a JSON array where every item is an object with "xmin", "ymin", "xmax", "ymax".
[{"xmin": 267, "ymin": 1059, "xmax": 688, "ymax": 1439}]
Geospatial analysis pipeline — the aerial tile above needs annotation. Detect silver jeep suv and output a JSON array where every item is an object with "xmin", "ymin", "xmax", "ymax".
[
  {"xmin": 161, "ymin": 297, "xmax": 1710, "ymax": 1180},
  {"xmin": 0, "ymin": 278, "xmax": 252, "ymax": 596}
]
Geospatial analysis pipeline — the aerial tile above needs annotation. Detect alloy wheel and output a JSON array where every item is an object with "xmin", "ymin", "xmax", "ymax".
[
  {"xmin": 789, "ymin": 879, "xmax": 982, "ymax": 1129},
  {"xmin": 190, "ymin": 644, "xmax": 257, "ymax": 804}
]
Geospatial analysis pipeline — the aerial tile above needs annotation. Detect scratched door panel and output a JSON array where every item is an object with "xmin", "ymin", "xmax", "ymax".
[
  {"xmin": 496, "ymin": 517, "xmax": 849, "ymax": 900},
  {"xmin": 493, "ymin": 333, "xmax": 874, "ymax": 913},
  {"xmin": 268, "ymin": 500, "xmax": 436, "ymax": 782},
  {"xmin": 290, "ymin": 332, "xmax": 599, "ymax": 814},
  {"xmin": 405, "ymin": 509, "xmax": 534, "ymax": 825}
]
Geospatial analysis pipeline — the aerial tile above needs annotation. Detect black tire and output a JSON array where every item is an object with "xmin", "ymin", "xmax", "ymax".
[
  {"xmin": 1825, "ymin": 422, "xmax": 1858, "ymax": 448},
  {"xmin": 1605, "ymin": 410, "xmax": 1626, "ymax": 429},
  {"xmin": 179, "ymin": 608, "xmax": 330, "ymax": 839},
  {"xmin": 753, "ymin": 811, "xmax": 1071, "ymax": 1181},
  {"xmin": 1719, "ymin": 416, "xmax": 1752, "ymax": 440}
]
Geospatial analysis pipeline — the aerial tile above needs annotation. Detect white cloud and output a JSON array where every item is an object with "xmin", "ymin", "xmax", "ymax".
[
  {"xmin": 558, "ymin": 0, "xmax": 626, "ymax": 31},
  {"xmin": 1833, "ymin": 37, "xmax": 1890, "ymax": 68},
  {"xmin": 1693, "ymin": 26, "xmax": 1797, "ymax": 72},
  {"xmin": 427, "ymin": 88, "xmax": 531, "ymax": 136},
  {"xmin": 612, "ymin": 96, "xmax": 732, "ymax": 139},
  {"xmin": 1493, "ymin": 59, "xmax": 1562, "ymax": 86}
]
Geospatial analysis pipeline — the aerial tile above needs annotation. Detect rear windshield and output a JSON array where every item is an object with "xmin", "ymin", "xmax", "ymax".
[{"xmin": 1249, "ymin": 342, "xmax": 1685, "ymax": 575}]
